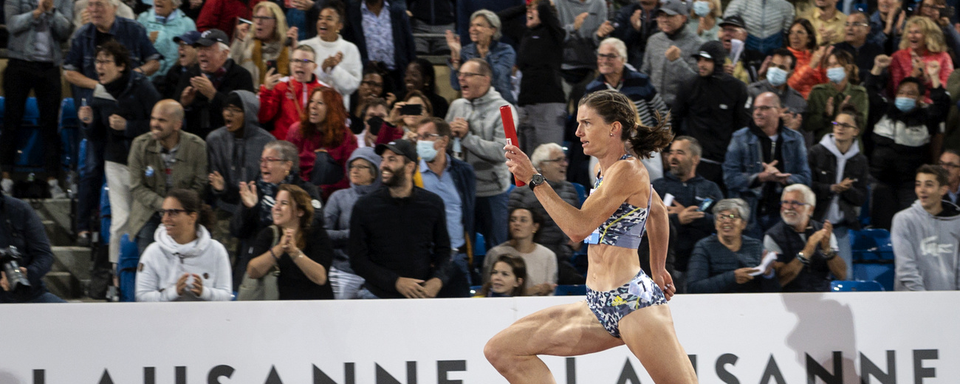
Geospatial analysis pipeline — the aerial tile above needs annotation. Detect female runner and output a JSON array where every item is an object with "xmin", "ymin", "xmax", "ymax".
[{"xmin": 491, "ymin": 90, "xmax": 698, "ymax": 383}]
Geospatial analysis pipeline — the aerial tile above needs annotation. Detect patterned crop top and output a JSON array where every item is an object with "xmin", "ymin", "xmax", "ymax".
[{"xmin": 590, "ymin": 154, "xmax": 651, "ymax": 249}]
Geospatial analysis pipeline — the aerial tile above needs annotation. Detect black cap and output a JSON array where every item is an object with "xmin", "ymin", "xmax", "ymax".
[
  {"xmin": 719, "ymin": 15, "xmax": 746, "ymax": 29},
  {"xmin": 375, "ymin": 139, "xmax": 418, "ymax": 163},
  {"xmin": 194, "ymin": 29, "xmax": 229, "ymax": 47},
  {"xmin": 173, "ymin": 30, "xmax": 201, "ymax": 45},
  {"xmin": 656, "ymin": 0, "xmax": 688, "ymax": 16},
  {"xmin": 691, "ymin": 40, "xmax": 727, "ymax": 65}
]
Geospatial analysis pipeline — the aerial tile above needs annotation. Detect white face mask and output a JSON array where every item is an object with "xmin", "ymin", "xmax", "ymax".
[
  {"xmin": 693, "ymin": 1, "xmax": 711, "ymax": 17},
  {"xmin": 416, "ymin": 139, "xmax": 438, "ymax": 162},
  {"xmin": 766, "ymin": 67, "xmax": 789, "ymax": 87}
]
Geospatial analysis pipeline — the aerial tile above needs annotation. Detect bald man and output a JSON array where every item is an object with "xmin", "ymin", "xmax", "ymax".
[{"xmin": 128, "ymin": 99, "xmax": 209, "ymax": 253}]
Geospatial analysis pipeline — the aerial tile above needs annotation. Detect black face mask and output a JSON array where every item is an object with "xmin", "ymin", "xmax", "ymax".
[{"xmin": 367, "ymin": 116, "xmax": 384, "ymax": 136}]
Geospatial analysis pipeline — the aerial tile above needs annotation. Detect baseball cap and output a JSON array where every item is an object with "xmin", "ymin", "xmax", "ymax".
[
  {"xmin": 173, "ymin": 30, "xmax": 202, "ymax": 45},
  {"xmin": 719, "ymin": 15, "xmax": 746, "ymax": 29},
  {"xmin": 375, "ymin": 139, "xmax": 418, "ymax": 163},
  {"xmin": 656, "ymin": 0, "xmax": 688, "ymax": 16},
  {"xmin": 691, "ymin": 41, "xmax": 726, "ymax": 62},
  {"xmin": 194, "ymin": 29, "xmax": 229, "ymax": 47}
]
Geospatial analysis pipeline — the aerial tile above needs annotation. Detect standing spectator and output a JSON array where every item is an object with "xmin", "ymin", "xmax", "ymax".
[
  {"xmin": 717, "ymin": 15, "xmax": 765, "ymax": 85},
  {"xmin": 686, "ymin": 198, "xmax": 780, "ymax": 293},
  {"xmin": 808, "ymin": 105, "xmax": 869, "ymax": 278},
  {"xmin": 135, "ymin": 189, "xmax": 233, "ymax": 302},
  {"xmin": 231, "ymin": 1, "xmax": 291, "ymax": 88},
  {"xmin": 178, "ymin": 0, "xmax": 203, "ymax": 21},
  {"xmin": 803, "ymin": 50, "xmax": 869, "ymax": 143},
  {"xmin": 195, "ymin": 0, "xmax": 257, "ymax": 38},
  {"xmin": 866, "ymin": 55, "xmax": 949, "ymax": 229},
  {"xmin": 892, "ymin": 165, "xmax": 960, "ymax": 291},
  {"xmin": 672, "ymin": 40, "xmax": 750, "ymax": 190},
  {"xmin": 154, "ymin": 31, "xmax": 200, "ymax": 99},
  {"xmin": 298, "ymin": 1, "xmax": 363, "ymax": 109},
  {"xmin": 258, "ymin": 44, "xmax": 327, "ymax": 141},
  {"xmin": 889, "ymin": 16, "xmax": 953, "ymax": 102},
  {"xmin": 808, "ymin": 0, "xmax": 847, "ymax": 45},
  {"xmin": 286, "ymin": 87, "xmax": 358, "ymax": 199},
  {"xmin": 445, "ymin": 10, "xmax": 517, "ymax": 106},
  {"xmin": 456, "ymin": 0, "xmax": 524, "ymax": 47},
  {"xmin": 515, "ymin": 1, "xmax": 565, "ymax": 155},
  {"xmin": 351, "ymin": 139, "xmax": 451, "ymax": 299},
  {"xmin": 408, "ymin": 0, "xmax": 455, "ymax": 55},
  {"xmin": 73, "ymin": 0, "xmax": 134, "ymax": 32},
  {"xmin": 482, "ymin": 207, "xmax": 558, "ymax": 296},
  {"xmin": 0, "ymin": 188, "xmax": 66, "ymax": 303},
  {"xmin": 869, "ymin": 0, "xmax": 905, "ymax": 53},
  {"xmin": 246, "ymin": 184, "xmax": 334, "ymax": 299},
  {"xmin": 415, "ymin": 117, "xmax": 477, "ymax": 297},
  {"xmin": 653, "ymin": 136, "xmax": 725, "ymax": 290},
  {"xmin": 941, "ymin": 149, "xmax": 960, "ymax": 205},
  {"xmin": 342, "ymin": 0, "xmax": 417, "ymax": 91},
  {"xmin": 1, "ymin": 0, "xmax": 73, "ymax": 196},
  {"xmin": 747, "ymin": 49, "xmax": 807, "ymax": 117},
  {"xmin": 509, "ymin": 143, "xmax": 583, "ymax": 284},
  {"xmin": 833, "ymin": 11, "xmax": 885, "ymax": 77},
  {"xmin": 640, "ymin": 0, "xmax": 702, "ymax": 107},
  {"xmin": 611, "ymin": 0, "xmax": 661, "ymax": 70},
  {"xmin": 685, "ymin": 0, "xmax": 721, "ymax": 41},
  {"xmin": 786, "ymin": 19, "xmax": 826, "ymax": 98},
  {"xmin": 324, "ymin": 147, "xmax": 381, "ymax": 299},
  {"xmin": 723, "ymin": 92, "xmax": 812, "ymax": 237},
  {"xmin": 764, "ymin": 184, "xmax": 847, "ymax": 292},
  {"xmin": 553, "ymin": 0, "xmax": 612, "ymax": 99},
  {"xmin": 136, "ymin": 0, "xmax": 196, "ymax": 80},
  {"xmin": 446, "ymin": 58, "xmax": 517, "ymax": 251},
  {"xmin": 128, "ymin": 100, "xmax": 208, "ymax": 254},
  {"xmin": 722, "ymin": 0, "xmax": 794, "ymax": 54},
  {"xmin": 76, "ymin": 41, "xmax": 161, "ymax": 265},
  {"xmin": 404, "ymin": 58, "xmax": 449, "ymax": 119},
  {"xmin": 175, "ymin": 29, "xmax": 255, "ymax": 140},
  {"xmin": 477, "ymin": 254, "xmax": 528, "ymax": 297}
]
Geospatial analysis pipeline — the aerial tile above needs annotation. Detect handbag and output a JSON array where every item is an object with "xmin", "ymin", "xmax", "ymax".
[{"xmin": 237, "ymin": 225, "xmax": 282, "ymax": 300}]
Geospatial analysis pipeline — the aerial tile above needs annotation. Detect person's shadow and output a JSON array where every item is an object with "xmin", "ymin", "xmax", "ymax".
[
  {"xmin": 782, "ymin": 292, "xmax": 860, "ymax": 383},
  {"xmin": 0, "ymin": 371, "xmax": 23, "ymax": 384}
]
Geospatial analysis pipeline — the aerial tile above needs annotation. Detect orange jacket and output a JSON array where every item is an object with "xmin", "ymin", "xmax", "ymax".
[{"xmin": 787, "ymin": 47, "xmax": 826, "ymax": 99}]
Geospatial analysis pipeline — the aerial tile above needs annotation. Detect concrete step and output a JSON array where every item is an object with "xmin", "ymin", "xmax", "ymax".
[
  {"xmin": 50, "ymin": 246, "xmax": 91, "ymax": 282},
  {"xmin": 43, "ymin": 271, "xmax": 82, "ymax": 299},
  {"xmin": 42, "ymin": 219, "xmax": 75, "ymax": 247},
  {"xmin": 30, "ymin": 198, "xmax": 73, "ymax": 234}
]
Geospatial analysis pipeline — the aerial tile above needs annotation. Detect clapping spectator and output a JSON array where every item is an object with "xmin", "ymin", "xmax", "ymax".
[
  {"xmin": 833, "ymin": 12, "xmax": 885, "ymax": 77},
  {"xmin": 482, "ymin": 207, "xmax": 558, "ymax": 296},
  {"xmin": 286, "ymin": 87, "xmax": 358, "ymax": 198},
  {"xmin": 686, "ymin": 198, "xmax": 780, "ymax": 293},
  {"xmin": 640, "ymin": 0, "xmax": 702, "ymax": 107},
  {"xmin": 610, "ymin": 0, "xmax": 661, "ymax": 70},
  {"xmin": 785, "ymin": 19, "xmax": 826, "ymax": 98},
  {"xmin": 685, "ymin": 0, "xmax": 720, "ymax": 41},
  {"xmin": 446, "ymin": 10, "xmax": 517, "ymax": 105},
  {"xmin": 232, "ymin": 2, "xmax": 291, "ymax": 88},
  {"xmin": 808, "ymin": 105, "xmax": 869, "ymax": 278},
  {"xmin": 135, "ymin": 189, "xmax": 232, "ymax": 301},
  {"xmin": 404, "ymin": 58, "xmax": 450, "ymax": 119},
  {"xmin": 553, "ymin": 0, "xmax": 612, "ymax": 96},
  {"xmin": 136, "ymin": 0, "xmax": 196, "ymax": 80},
  {"xmin": 515, "ymin": 1, "xmax": 566, "ymax": 155},
  {"xmin": 246, "ymin": 184, "xmax": 334, "ymax": 299},
  {"xmin": 195, "ymin": 0, "xmax": 255, "ymax": 38},
  {"xmin": 478, "ymin": 254, "xmax": 528, "ymax": 297},
  {"xmin": 869, "ymin": 0, "xmax": 906, "ymax": 53},
  {"xmin": 259, "ymin": 45, "xmax": 328, "ymax": 140},
  {"xmin": 804, "ymin": 50, "xmax": 869, "ymax": 143},
  {"xmin": 342, "ymin": 0, "xmax": 417, "ymax": 91},
  {"xmin": 153, "ymin": 31, "xmax": 200, "ymax": 99},
  {"xmin": 324, "ymin": 147, "xmax": 381, "ymax": 299},
  {"xmin": 808, "ymin": 0, "xmax": 847, "ymax": 45},
  {"xmin": 889, "ymin": 16, "xmax": 953, "ymax": 102},
  {"xmin": 298, "ymin": 1, "xmax": 363, "ymax": 108}
]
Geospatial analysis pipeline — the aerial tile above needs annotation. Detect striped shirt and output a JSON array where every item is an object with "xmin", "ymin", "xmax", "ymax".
[{"xmin": 723, "ymin": 0, "xmax": 795, "ymax": 40}]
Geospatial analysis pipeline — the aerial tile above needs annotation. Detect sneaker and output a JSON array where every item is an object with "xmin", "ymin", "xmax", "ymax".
[
  {"xmin": 77, "ymin": 231, "xmax": 92, "ymax": 247},
  {"xmin": 48, "ymin": 179, "xmax": 67, "ymax": 199},
  {"xmin": 1, "ymin": 178, "xmax": 12, "ymax": 195}
]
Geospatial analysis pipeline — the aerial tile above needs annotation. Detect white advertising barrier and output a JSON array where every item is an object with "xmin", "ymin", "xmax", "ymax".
[{"xmin": 0, "ymin": 291, "xmax": 957, "ymax": 384}]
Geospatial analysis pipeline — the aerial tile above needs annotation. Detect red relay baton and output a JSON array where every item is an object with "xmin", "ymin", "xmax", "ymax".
[{"xmin": 499, "ymin": 105, "xmax": 525, "ymax": 187}]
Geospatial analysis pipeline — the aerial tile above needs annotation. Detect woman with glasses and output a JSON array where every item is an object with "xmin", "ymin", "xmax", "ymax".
[
  {"xmin": 259, "ymin": 44, "xmax": 327, "ymax": 140},
  {"xmin": 686, "ymin": 198, "xmax": 780, "ymax": 293},
  {"xmin": 298, "ymin": 1, "xmax": 362, "ymax": 108},
  {"xmin": 136, "ymin": 189, "xmax": 232, "ymax": 301},
  {"xmin": 286, "ymin": 87, "xmax": 358, "ymax": 199},
  {"xmin": 786, "ymin": 19, "xmax": 826, "ymax": 98},
  {"xmin": 231, "ymin": 1, "xmax": 291, "ymax": 88},
  {"xmin": 324, "ymin": 147, "xmax": 381, "ymax": 299},
  {"xmin": 803, "ymin": 49, "xmax": 869, "ymax": 143},
  {"xmin": 808, "ymin": 104, "xmax": 869, "ymax": 279},
  {"xmin": 445, "ymin": 10, "xmax": 517, "ymax": 105},
  {"xmin": 246, "ymin": 183, "xmax": 334, "ymax": 300}
]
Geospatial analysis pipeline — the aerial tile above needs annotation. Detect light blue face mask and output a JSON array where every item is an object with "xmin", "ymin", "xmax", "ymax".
[
  {"xmin": 416, "ymin": 140, "xmax": 438, "ymax": 162},
  {"xmin": 895, "ymin": 97, "xmax": 916, "ymax": 112},
  {"xmin": 693, "ymin": 1, "xmax": 710, "ymax": 17},
  {"xmin": 826, "ymin": 67, "xmax": 846, "ymax": 84},
  {"xmin": 766, "ymin": 67, "xmax": 789, "ymax": 87}
]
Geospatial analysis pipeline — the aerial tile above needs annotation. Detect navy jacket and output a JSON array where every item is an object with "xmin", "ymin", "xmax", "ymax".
[
  {"xmin": 686, "ymin": 235, "xmax": 780, "ymax": 293},
  {"xmin": 0, "ymin": 191, "xmax": 54, "ymax": 302},
  {"xmin": 342, "ymin": 0, "xmax": 417, "ymax": 74},
  {"xmin": 652, "ymin": 172, "xmax": 724, "ymax": 271},
  {"xmin": 448, "ymin": 157, "xmax": 477, "ymax": 243}
]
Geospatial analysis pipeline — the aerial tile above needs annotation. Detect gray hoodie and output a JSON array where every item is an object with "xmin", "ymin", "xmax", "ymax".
[
  {"xmin": 445, "ymin": 87, "xmax": 518, "ymax": 197},
  {"xmin": 324, "ymin": 147, "xmax": 382, "ymax": 273},
  {"xmin": 206, "ymin": 90, "xmax": 274, "ymax": 213},
  {"xmin": 892, "ymin": 200, "xmax": 960, "ymax": 291}
]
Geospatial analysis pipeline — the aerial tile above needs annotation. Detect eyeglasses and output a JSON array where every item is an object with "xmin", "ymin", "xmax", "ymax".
[
  {"xmin": 260, "ymin": 157, "xmax": 285, "ymax": 164},
  {"xmin": 361, "ymin": 80, "xmax": 383, "ymax": 87},
  {"xmin": 540, "ymin": 156, "xmax": 567, "ymax": 163},
  {"xmin": 716, "ymin": 214, "xmax": 741, "ymax": 222},
  {"xmin": 831, "ymin": 121, "xmax": 858, "ymax": 130},
  {"xmin": 350, "ymin": 164, "xmax": 372, "ymax": 170},
  {"xmin": 780, "ymin": 200, "xmax": 808, "ymax": 207},
  {"xmin": 158, "ymin": 208, "xmax": 190, "ymax": 217},
  {"xmin": 291, "ymin": 59, "xmax": 315, "ymax": 65},
  {"xmin": 95, "ymin": 59, "xmax": 114, "ymax": 65},
  {"xmin": 844, "ymin": 22, "xmax": 869, "ymax": 27},
  {"xmin": 754, "ymin": 105, "xmax": 778, "ymax": 111},
  {"xmin": 939, "ymin": 161, "xmax": 960, "ymax": 169},
  {"xmin": 597, "ymin": 53, "xmax": 620, "ymax": 60},
  {"xmin": 417, "ymin": 133, "xmax": 441, "ymax": 141},
  {"xmin": 252, "ymin": 16, "xmax": 276, "ymax": 21},
  {"xmin": 456, "ymin": 71, "xmax": 484, "ymax": 79},
  {"xmin": 223, "ymin": 106, "xmax": 243, "ymax": 114}
]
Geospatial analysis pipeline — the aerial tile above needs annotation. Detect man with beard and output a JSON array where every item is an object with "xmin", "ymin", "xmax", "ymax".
[
  {"xmin": 652, "ymin": 136, "xmax": 724, "ymax": 292},
  {"xmin": 764, "ymin": 184, "xmax": 846, "ymax": 292},
  {"xmin": 350, "ymin": 139, "xmax": 452, "ymax": 299},
  {"xmin": 128, "ymin": 100, "xmax": 209, "ymax": 253},
  {"xmin": 672, "ymin": 40, "xmax": 750, "ymax": 192}
]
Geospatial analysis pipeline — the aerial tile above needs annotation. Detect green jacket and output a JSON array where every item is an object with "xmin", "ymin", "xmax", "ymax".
[
  {"xmin": 127, "ymin": 131, "xmax": 208, "ymax": 237},
  {"xmin": 803, "ymin": 82, "xmax": 869, "ymax": 143}
]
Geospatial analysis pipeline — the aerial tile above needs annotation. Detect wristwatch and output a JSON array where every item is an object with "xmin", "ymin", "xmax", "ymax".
[{"xmin": 529, "ymin": 174, "xmax": 545, "ymax": 190}]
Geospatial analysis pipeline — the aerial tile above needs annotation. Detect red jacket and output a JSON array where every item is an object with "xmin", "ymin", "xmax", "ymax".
[
  {"xmin": 286, "ymin": 123, "xmax": 358, "ymax": 200},
  {"xmin": 259, "ymin": 76, "xmax": 328, "ymax": 140},
  {"xmin": 889, "ymin": 48, "xmax": 953, "ymax": 103},
  {"xmin": 787, "ymin": 47, "xmax": 826, "ymax": 99},
  {"xmin": 196, "ymin": 0, "xmax": 261, "ymax": 38}
]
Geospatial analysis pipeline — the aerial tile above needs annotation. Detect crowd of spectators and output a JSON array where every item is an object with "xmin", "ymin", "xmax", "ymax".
[{"xmin": 2, "ymin": 0, "xmax": 960, "ymax": 302}]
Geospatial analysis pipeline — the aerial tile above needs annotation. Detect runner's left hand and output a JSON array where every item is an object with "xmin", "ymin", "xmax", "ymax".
[{"xmin": 653, "ymin": 269, "xmax": 676, "ymax": 301}]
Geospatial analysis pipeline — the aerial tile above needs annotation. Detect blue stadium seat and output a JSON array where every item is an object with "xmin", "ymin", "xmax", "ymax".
[
  {"xmin": 858, "ymin": 183, "xmax": 871, "ymax": 227},
  {"xmin": 554, "ymin": 285, "xmax": 587, "ymax": 296},
  {"xmin": 853, "ymin": 264, "xmax": 894, "ymax": 291},
  {"xmin": 474, "ymin": 232, "xmax": 486, "ymax": 257},
  {"xmin": 849, "ymin": 228, "xmax": 893, "ymax": 261},
  {"xmin": 831, "ymin": 280, "xmax": 884, "ymax": 292},
  {"xmin": 22, "ymin": 97, "xmax": 39, "ymax": 126},
  {"xmin": 572, "ymin": 182, "xmax": 587, "ymax": 206},
  {"xmin": 59, "ymin": 98, "xmax": 80, "ymax": 168}
]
